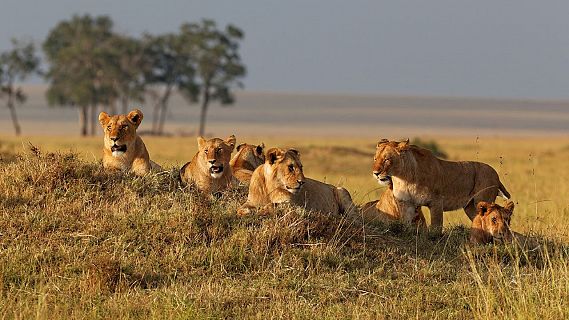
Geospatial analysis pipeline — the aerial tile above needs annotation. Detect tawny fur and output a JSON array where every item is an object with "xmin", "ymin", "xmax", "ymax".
[
  {"xmin": 99, "ymin": 109, "xmax": 161, "ymax": 176},
  {"xmin": 470, "ymin": 201, "xmax": 514, "ymax": 244},
  {"xmin": 361, "ymin": 187, "xmax": 426, "ymax": 228},
  {"xmin": 372, "ymin": 139, "xmax": 510, "ymax": 230},
  {"xmin": 180, "ymin": 135, "xmax": 237, "ymax": 194},
  {"xmin": 230, "ymin": 143, "xmax": 265, "ymax": 185},
  {"xmin": 237, "ymin": 148, "xmax": 356, "ymax": 216}
]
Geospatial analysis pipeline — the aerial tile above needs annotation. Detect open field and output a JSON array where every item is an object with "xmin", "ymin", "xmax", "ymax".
[
  {"xmin": 0, "ymin": 134, "xmax": 568, "ymax": 318},
  {"xmin": 1, "ymin": 86, "xmax": 569, "ymax": 137}
]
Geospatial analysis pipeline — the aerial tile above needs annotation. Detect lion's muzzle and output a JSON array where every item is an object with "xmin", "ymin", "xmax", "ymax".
[
  {"xmin": 209, "ymin": 163, "xmax": 224, "ymax": 178},
  {"xmin": 285, "ymin": 179, "xmax": 305, "ymax": 194},
  {"xmin": 373, "ymin": 171, "xmax": 392, "ymax": 186},
  {"xmin": 111, "ymin": 144, "xmax": 127, "ymax": 157}
]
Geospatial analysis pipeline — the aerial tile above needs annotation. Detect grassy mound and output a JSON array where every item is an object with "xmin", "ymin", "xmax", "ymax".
[{"xmin": 0, "ymin": 148, "xmax": 567, "ymax": 319}]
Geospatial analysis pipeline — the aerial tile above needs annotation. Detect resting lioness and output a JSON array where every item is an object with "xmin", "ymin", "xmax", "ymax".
[
  {"xmin": 180, "ymin": 135, "xmax": 237, "ymax": 193},
  {"xmin": 361, "ymin": 182, "xmax": 426, "ymax": 228},
  {"xmin": 372, "ymin": 139, "xmax": 510, "ymax": 230},
  {"xmin": 98, "ymin": 109, "xmax": 161, "ymax": 176},
  {"xmin": 230, "ymin": 143, "xmax": 265, "ymax": 184},
  {"xmin": 237, "ymin": 148, "xmax": 356, "ymax": 216},
  {"xmin": 470, "ymin": 201, "xmax": 514, "ymax": 244}
]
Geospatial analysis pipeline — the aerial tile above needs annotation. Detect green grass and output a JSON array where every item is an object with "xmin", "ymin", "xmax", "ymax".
[{"xmin": 0, "ymin": 139, "xmax": 568, "ymax": 319}]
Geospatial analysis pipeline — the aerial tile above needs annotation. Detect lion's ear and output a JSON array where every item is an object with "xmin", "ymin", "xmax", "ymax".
[
  {"xmin": 377, "ymin": 139, "xmax": 389, "ymax": 148},
  {"xmin": 236, "ymin": 143, "xmax": 246, "ymax": 152},
  {"xmin": 99, "ymin": 112, "xmax": 110, "ymax": 127},
  {"xmin": 266, "ymin": 148, "xmax": 284, "ymax": 165},
  {"xmin": 288, "ymin": 149, "xmax": 300, "ymax": 159},
  {"xmin": 127, "ymin": 109, "xmax": 144, "ymax": 127},
  {"xmin": 226, "ymin": 135, "xmax": 236, "ymax": 151},
  {"xmin": 397, "ymin": 139, "xmax": 410, "ymax": 151},
  {"xmin": 256, "ymin": 143, "xmax": 265, "ymax": 156},
  {"xmin": 197, "ymin": 136, "xmax": 207, "ymax": 149},
  {"xmin": 476, "ymin": 201, "xmax": 490, "ymax": 216}
]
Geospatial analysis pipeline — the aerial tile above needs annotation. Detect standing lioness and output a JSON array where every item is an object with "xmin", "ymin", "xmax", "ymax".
[
  {"xmin": 99, "ymin": 109, "xmax": 161, "ymax": 176},
  {"xmin": 372, "ymin": 139, "xmax": 510, "ymax": 230}
]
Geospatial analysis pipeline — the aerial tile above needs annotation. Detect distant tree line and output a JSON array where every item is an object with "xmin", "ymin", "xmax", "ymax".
[{"xmin": 0, "ymin": 14, "xmax": 246, "ymax": 136}]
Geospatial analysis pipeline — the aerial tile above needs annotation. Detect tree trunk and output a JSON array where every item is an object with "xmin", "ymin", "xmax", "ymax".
[
  {"xmin": 157, "ymin": 86, "xmax": 172, "ymax": 135},
  {"xmin": 121, "ymin": 96, "xmax": 129, "ymax": 115},
  {"xmin": 198, "ymin": 86, "xmax": 210, "ymax": 137},
  {"xmin": 90, "ymin": 104, "xmax": 98, "ymax": 136},
  {"xmin": 7, "ymin": 94, "xmax": 21, "ymax": 136},
  {"xmin": 79, "ymin": 105, "xmax": 88, "ymax": 136}
]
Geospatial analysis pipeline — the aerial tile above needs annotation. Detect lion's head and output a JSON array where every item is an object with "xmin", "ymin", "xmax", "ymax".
[
  {"xmin": 197, "ymin": 135, "xmax": 236, "ymax": 178},
  {"xmin": 264, "ymin": 148, "xmax": 305, "ymax": 194},
  {"xmin": 232, "ymin": 143, "xmax": 265, "ymax": 171},
  {"xmin": 474, "ymin": 201, "xmax": 514, "ymax": 242},
  {"xmin": 372, "ymin": 139, "xmax": 410, "ymax": 186},
  {"xmin": 99, "ymin": 109, "xmax": 143, "ymax": 157}
]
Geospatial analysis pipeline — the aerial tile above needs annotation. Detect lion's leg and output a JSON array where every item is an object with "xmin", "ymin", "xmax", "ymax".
[
  {"xmin": 464, "ymin": 202, "xmax": 478, "ymax": 221},
  {"xmin": 429, "ymin": 202, "xmax": 444, "ymax": 232},
  {"xmin": 237, "ymin": 202, "xmax": 256, "ymax": 216}
]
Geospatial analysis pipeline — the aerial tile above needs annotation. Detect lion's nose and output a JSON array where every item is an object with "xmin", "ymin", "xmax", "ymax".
[
  {"xmin": 110, "ymin": 137, "xmax": 119, "ymax": 142},
  {"xmin": 208, "ymin": 159, "xmax": 216, "ymax": 164},
  {"xmin": 373, "ymin": 171, "xmax": 380, "ymax": 177}
]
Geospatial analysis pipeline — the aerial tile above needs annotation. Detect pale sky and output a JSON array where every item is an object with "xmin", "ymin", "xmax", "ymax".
[{"xmin": 1, "ymin": 0, "xmax": 568, "ymax": 99}]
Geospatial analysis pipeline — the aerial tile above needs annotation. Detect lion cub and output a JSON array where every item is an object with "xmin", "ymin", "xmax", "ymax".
[
  {"xmin": 180, "ymin": 135, "xmax": 237, "ymax": 194},
  {"xmin": 470, "ymin": 201, "xmax": 514, "ymax": 244},
  {"xmin": 98, "ymin": 109, "xmax": 161, "ymax": 176},
  {"xmin": 237, "ymin": 148, "xmax": 356, "ymax": 216},
  {"xmin": 361, "ymin": 183, "xmax": 426, "ymax": 228},
  {"xmin": 230, "ymin": 143, "xmax": 265, "ymax": 184}
]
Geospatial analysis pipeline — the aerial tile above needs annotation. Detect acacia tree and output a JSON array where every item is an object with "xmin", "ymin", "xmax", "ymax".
[
  {"xmin": 179, "ymin": 19, "xmax": 246, "ymax": 136},
  {"xmin": 143, "ymin": 33, "xmax": 196, "ymax": 135},
  {"xmin": 43, "ymin": 15, "xmax": 117, "ymax": 136},
  {"xmin": 108, "ymin": 35, "xmax": 149, "ymax": 115},
  {"xmin": 0, "ymin": 39, "xmax": 39, "ymax": 135}
]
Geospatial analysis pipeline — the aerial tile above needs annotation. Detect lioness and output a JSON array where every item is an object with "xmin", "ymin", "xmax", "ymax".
[
  {"xmin": 180, "ymin": 135, "xmax": 237, "ymax": 193},
  {"xmin": 372, "ymin": 139, "xmax": 510, "ymax": 230},
  {"xmin": 99, "ymin": 109, "xmax": 161, "ymax": 176},
  {"xmin": 237, "ymin": 148, "xmax": 356, "ymax": 216},
  {"xmin": 361, "ymin": 183, "xmax": 426, "ymax": 228},
  {"xmin": 470, "ymin": 201, "xmax": 514, "ymax": 244},
  {"xmin": 230, "ymin": 143, "xmax": 265, "ymax": 184}
]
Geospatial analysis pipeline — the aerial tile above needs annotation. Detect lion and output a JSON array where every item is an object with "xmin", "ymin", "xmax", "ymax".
[
  {"xmin": 179, "ymin": 135, "xmax": 237, "ymax": 194},
  {"xmin": 361, "ymin": 181, "xmax": 426, "ymax": 228},
  {"xmin": 470, "ymin": 201, "xmax": 514, "ymax": 244},
  {"xmin": 372, "ymin": 139, "xmax": 510, "ymax": 231},
  {"xmin": 237, "ymin": 148, "xmax": 356, "ymax": 216},
  {"xmin": 230, "ymin": 143, "xmax": 265, "ymax": 184},
  {"xmin": 98, "ymin": 109, "xmax": 161, "ymax": 176}
]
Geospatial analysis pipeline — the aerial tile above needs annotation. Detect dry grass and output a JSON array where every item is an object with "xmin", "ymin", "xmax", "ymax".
[{"xmin": 0, "ymin": 135, "xmax": 568, "ymax": 319}]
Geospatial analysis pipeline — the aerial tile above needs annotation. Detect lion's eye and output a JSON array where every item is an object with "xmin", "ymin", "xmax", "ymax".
[
  {"xmin": 288, "ymin": 164, "xmax": 294, "ymax": 172},
  {"xmin": 106, "ymin": 126, "xmax": 111, "ymax": 131},
  {"xmin": 204, "ymin": 150, "xmax": 208, "ymax": 155},
  {"xmin": 491, "ymin": 217, "xmax": 497, "ymax": 224},
  {"xmin": 373, "ymin": 158, "xmax": 377, "ymax": 161},
  {"xmin": 216, "ymin": 147, "xmax": 221, "ymax": 154},
  {"xmin": 121, "ymin": 125, "xmax": 128, "ymax": 130}
]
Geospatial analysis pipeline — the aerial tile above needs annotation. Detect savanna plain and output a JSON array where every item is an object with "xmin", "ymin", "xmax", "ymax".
[{"xmin": 0, "ymin": 133, "xmax": 568, "ymax": 319}]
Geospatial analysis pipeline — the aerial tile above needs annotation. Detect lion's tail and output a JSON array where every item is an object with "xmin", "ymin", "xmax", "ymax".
[{"xmin": 498, "ymin": 180, "xmax": 511, "ymax": 200}]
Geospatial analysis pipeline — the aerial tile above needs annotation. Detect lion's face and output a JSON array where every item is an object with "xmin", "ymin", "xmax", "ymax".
[
  {"xmin": 372, "ymin": 139, "xmax": 410, "ymax": 185},
  {"xmin": 476, "ymin": 201, "xmax": 514, "ymax": 242},
  {"xmin": 197, "ymin": 135, "xmax": 236, "ymax": 178},
  {"xmin": 265, "ymin": 148, "xmax": 305, "ymax": 194},
  {"xmin": 235, "ymin": 143, "xmax": 265, "ymax": 168},
  {"xmin": 99, "ymin": 109, "xmax": 143, "ymax": 157}
]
